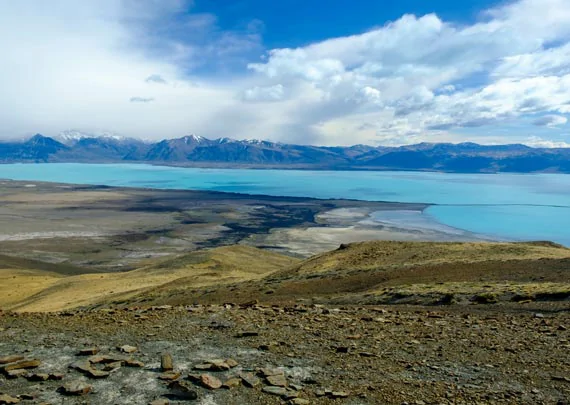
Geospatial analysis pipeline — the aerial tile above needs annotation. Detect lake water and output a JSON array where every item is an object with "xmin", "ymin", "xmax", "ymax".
[{"xmin": 1, "ymin": 163, "xmax": 569, "ymax": 246}]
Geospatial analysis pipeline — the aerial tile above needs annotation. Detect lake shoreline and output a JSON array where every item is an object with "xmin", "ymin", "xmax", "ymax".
[
  {"xmin": 1, "ymin": 163, "xmax": 569, "ymax": 246},
  {"xmin": 0, "ymin": 179, "xmax": 488, "ymax": 273}
]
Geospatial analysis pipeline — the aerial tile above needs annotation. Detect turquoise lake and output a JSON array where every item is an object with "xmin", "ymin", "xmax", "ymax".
[{"xmin": 1, "ymin": 163, "xmax": 569, "ymax": 246}]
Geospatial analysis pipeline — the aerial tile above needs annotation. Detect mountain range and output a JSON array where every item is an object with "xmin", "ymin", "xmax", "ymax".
[{"xmin": 1, "ymin": 133, "xmax": 570, "ymax": 173}]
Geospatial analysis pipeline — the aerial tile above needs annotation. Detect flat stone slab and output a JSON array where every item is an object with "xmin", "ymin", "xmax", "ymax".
[{"xmin": 59, "ymin": 381, "xmax": 92, "ymax": 396}]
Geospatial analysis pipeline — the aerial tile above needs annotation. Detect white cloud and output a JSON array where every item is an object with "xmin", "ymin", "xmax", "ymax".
[
  {"xmin": 145, "ymin": 74, "xmax": 167, "ymax": 84},
  {"xmin": 420, "ymin": 75, "xmax": 570, "ymax": 130},
  {"xmin": 242, "ymin": 84, "xmax": 285, "ymax": 102},
  {"xmin": 532, "ymin": 115, "xmax": 568, "ymax": 127},
  {"xmin": 0, "ymin": 0, "xmax": 570, "ymax": 146},
  {"xmin": 526, "ymin": 136, "xmax": 570, "ymax": 148},
  {"xmin": 0, "ymin": 0, "xmax": 257, "ymax": 140},
  {"xmin": 493, "ymin": 43, "xmax": 570, "ymax": 79},
  {"xmin": 244, "ymin": 0, "xmax": 570, "ymax": 145}
]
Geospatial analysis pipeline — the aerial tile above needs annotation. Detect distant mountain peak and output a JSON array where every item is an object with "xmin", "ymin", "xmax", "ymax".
[
  {"xmin": 26, "ymin": 133, "xmax": 65, "ymax": 146},
  {"xmin": 243, "ymin": 139, "xmax": 274, "ymax": 146},
  {"xmin": 55, "ymin": 130, "xmax": 127, "ymax": 145},
  {"xmin": 180, "ymin": 134, "xmax": 207, "ymax": 144},
  {"xmin": 2, "ymin": 134, "xmax": 570, "ymax": 173},
  {"xmin": 217, "ymin": 137, "xmax": 237, "ymax": 144}
]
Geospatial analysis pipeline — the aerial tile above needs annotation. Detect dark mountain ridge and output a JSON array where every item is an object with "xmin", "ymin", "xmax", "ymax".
[{"xmin": 1, "ymin": 134, "xmax": 569, "ymax": 173}]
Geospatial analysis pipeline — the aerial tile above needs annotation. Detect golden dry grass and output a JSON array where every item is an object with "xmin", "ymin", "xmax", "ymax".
[
  {"xmin": 286, "ymin": 240, "xmax": 570, "ymax": 276},
  {"xmin": 2, "ymin": 245, "xmax": 298, "ymax": 312},
  {"xmin": 0, "ymin": 269, "xmax": 63, "ymax": 307},
  {"xmin": 3, "ymin": 241, "xmax": 570, "ymax": 311}
]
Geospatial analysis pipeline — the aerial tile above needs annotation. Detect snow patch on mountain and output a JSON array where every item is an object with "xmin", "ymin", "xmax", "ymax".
[{"xmin": 56, "ymin": 130, "xmax": 127, "ymax": 145}]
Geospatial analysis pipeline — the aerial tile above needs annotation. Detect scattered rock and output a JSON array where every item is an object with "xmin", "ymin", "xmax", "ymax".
[
  {"xmin": 262, "ymin": 386, "xmax": 289, "ymax": 397},
  {"xmin": 69, "ymin": 360, "xmax": 93, "ymax": 373},
  {"xmin": 86, "ymin": 369, "xmax": 111, "ymax": 378},
  {"xmin": 223, "ymin": 377, "xmax": 242, "ymax": 389},
  {"xmin": 69, "ymin": 360, "xmax": 110, "ymax": 378},
  {"xmin": 88, "ymin": 354, "xmax": 125, "ymax": 364},
  {"xmin": 167, "ymin": 381, "xmax": 198, "ymax": 400},
  {"xmin": 26, "ymin": 372, "xmax": 50, "ymax": 381},
  {"xmin": 200, "ymin": 374, "xmax": 223, "ymax": 389},
  {"xmin": 78, "ymin": 347, "xmax": 99, "ymax": 356},
  {"xmin": 240, "ymin": 372, "xmax": 261, "ymax": 388},
  {"xmin": 266, "ymin": 374, "xmax": 288, "ymax": 387},
  {"xmin": 59, "ymin": 381, "xmax": 92, "ymax": 396},
  {"xmin": 118, "ymin": 345, "xmax": 137, "ymax": 353},
  {"xmin": 225, "ymin": 358, "xmax": 239, "ymax": 368},
  {"xmin": 289, "ymin": 399, "xmax": 310, "ymax": 405},
  {"xmin": 161, "ymin": 353, "xmax": 173, "ymax": 371},
  {"xmin": 260, "ymin": 367, "xmax": 284, "ymax": 377},
  {"xmin": 48, "ymin": 373, "xmax": 64, "ymax": 380},
  {"xmin": 159, "ymin": 371, "xmax": 181, "ymax": 381},
  {"xmin": 0, "ymin": 355, "xmax": 24, "ymax": 364},
  {"xmin": 0, "ymin": 359, "xmax": 41, "ymax": 373},
  {"xmin": 5, "ymin": 369, "xmax": 27, "ymax": 379},
  {"xmin": 331, "ymin": 391, "xmax": 350, "ymax": 398},
  {"xmin": 124, "ymin": 359, "xmax": 144, "ymax": 368},
  {"xmin": 193, "ymin": 363, "xmax": 213, "ymax": 371},
  {"xmin": 193, "ymin": 358, "xmax": 238, "ymax": 372},
  {"xmin": 283, "ymin": 391, "xmax": 300, "ymax": 400},
  {"xmin": 0, "ymin": 394, "xmax": 20, "ymax": 404},
  {"xmin": 206, "ymin": 359, "xmax": 230, "ymax": 371},
  {"xmin": 102, "ymin": 361, "xmax": 122, "ymax": 371}
]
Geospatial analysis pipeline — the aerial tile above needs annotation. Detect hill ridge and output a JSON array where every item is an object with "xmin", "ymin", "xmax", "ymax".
[{"xmin": 1, "ymin": 134, "xmax": 570, "ymax": 173}]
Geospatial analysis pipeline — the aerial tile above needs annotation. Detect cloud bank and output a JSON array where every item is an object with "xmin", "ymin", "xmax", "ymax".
[{"xmin": 0, "ymin": 0, "xmax": 569, "ymax": 146}]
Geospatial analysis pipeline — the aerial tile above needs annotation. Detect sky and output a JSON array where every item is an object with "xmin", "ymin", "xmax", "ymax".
[{"xmin": 1, "ymin": 0, "xmax": 570, "ymax": 147}]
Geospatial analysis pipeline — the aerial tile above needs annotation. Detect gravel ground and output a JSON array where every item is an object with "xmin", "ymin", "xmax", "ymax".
[{"xmin": 1, "ymin": 303, "xmax": 569, "ymax": 404}]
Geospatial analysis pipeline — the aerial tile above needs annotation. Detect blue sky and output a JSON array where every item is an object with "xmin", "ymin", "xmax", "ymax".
[
  {"xmin": 192, "ymin": 0, "xmax": 498, "ymax": 48},
  {"xmin": 0, "ymin": 0, "xmax": 569, "ymax": 147}
]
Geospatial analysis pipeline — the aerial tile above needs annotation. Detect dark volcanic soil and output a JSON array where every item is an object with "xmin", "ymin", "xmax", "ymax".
[
  {"xmin": 0, "ymin": 180, "xmax": 430, "ymax": 271},
  {"xmin": 1, "ymin": 303, "xmax": 569, "ymax": 404}
]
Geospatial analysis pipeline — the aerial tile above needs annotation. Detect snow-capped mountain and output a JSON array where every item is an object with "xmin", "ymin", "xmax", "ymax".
[
  {"xmin": 55, "ymin": 130, "xmax": 128, "ymax": 145},
  {"xmin": 185, "ymin": 134, "xmax": 207, "ymax": 144},
  {"xmin": 1, "ymin": 133, "xmax": 570, "ymax": 173}
]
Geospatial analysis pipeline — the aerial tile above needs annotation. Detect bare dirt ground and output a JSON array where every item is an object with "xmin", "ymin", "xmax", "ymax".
[{"xmin": 1, "ymin": 303, "xmax": 569, "ymax": 405}]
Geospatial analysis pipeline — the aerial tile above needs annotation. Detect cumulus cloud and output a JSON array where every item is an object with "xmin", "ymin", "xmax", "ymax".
[
  {"xmin": 1, "ymin": 0, "xmax": 570, "ymax": 146},
  {"xmin": 244, "ymin": 0, "xmax": 570, "ymax": 145}
]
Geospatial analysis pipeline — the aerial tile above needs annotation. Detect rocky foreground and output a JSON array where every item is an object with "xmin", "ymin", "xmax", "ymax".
[{"xmin": 0, "ymin": 302, "xmax": 569, "ymax": 404}]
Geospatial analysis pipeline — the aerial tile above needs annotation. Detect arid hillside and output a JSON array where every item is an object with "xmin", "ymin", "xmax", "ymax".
[
  {"xmin": 0, "ymin": 246, "xmax": 298, "ymax": 312},
  {"xmin": 118, "ymin": 240, "xmax": 570, "ymax": 308},
  {"xmin": 3, "ymin": 240, "xmax": 569, "ymax": 312}
]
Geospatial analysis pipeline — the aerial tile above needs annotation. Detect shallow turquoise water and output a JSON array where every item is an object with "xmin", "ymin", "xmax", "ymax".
[{"xmin": 1, "ymin": 163, "xmax": 569, "ymax": 246}]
